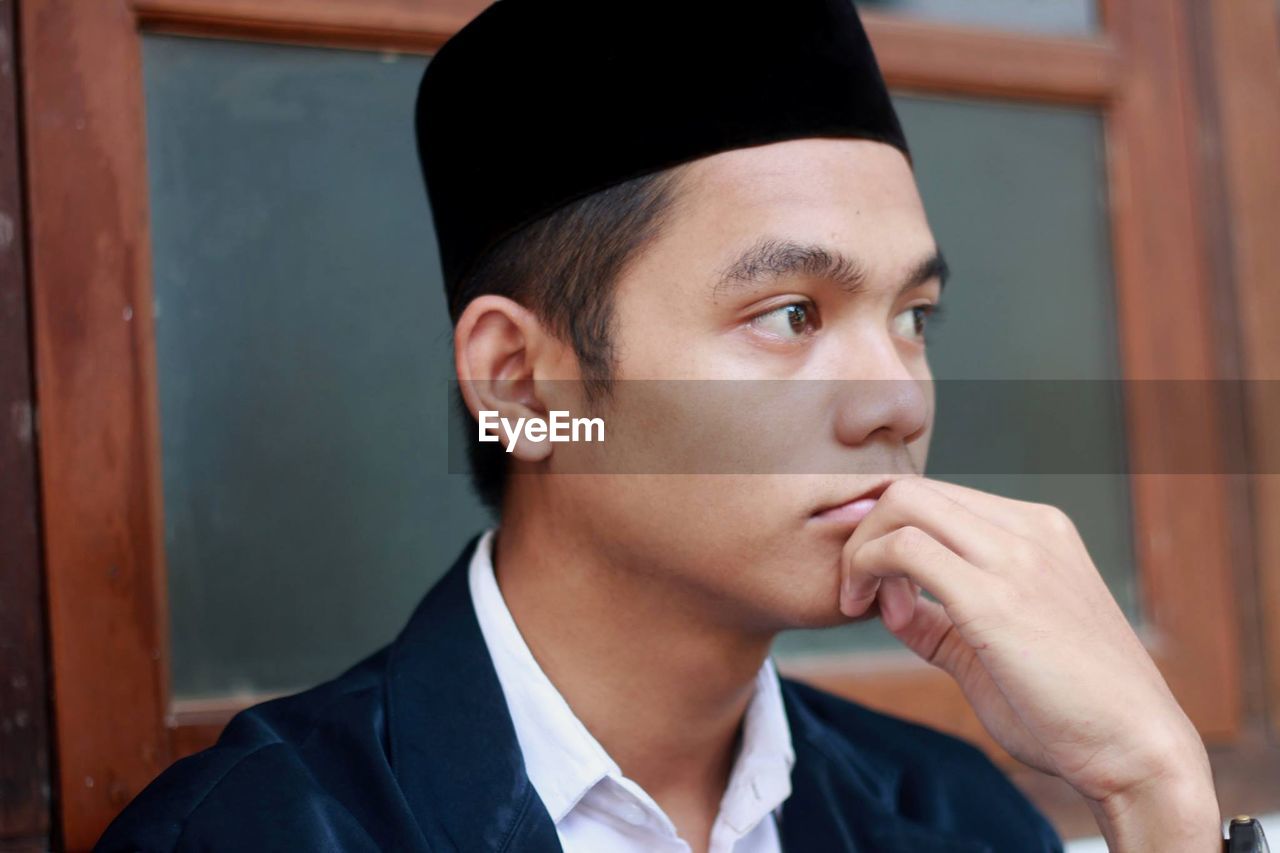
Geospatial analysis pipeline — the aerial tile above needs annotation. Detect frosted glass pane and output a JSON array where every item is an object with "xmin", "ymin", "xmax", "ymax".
[
  {"xmin": 143, "ymin": 35, "xmax": 1133, "ymax": 686},
  {"xmin": 142, "ymin": 35, "xmax": 490, "ymax": 699},
  {"xmin": 856, "ymin": 0, "xmax": 1098, "ymax": 36}
]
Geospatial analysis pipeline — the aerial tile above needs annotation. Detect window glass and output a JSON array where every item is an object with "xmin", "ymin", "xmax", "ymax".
[
  {"xmin": 856, "ymin": 0, "xmax": 1098, "ymax": 36},
  {"xmin": 143, "ymin": 36, "xmax": 1134, "ymax": 692}
]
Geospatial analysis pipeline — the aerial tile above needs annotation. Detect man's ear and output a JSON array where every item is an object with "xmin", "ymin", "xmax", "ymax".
[{"xmin": 453, "ymin": 294, "xmax": 562, "ymax": 462}]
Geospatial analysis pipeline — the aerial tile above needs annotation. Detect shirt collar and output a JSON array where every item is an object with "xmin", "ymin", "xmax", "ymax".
[
  {"xmin": 721, "ymin": 653, "xmax": 796, "ymax": 833},
  {"xmin": 466, "ymin": 526, "xmax": 796, "ymax": 829}
]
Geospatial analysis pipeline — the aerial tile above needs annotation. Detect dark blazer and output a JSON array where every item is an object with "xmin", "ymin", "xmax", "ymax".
[{"xmin": 97, "ymin": 534, "xmax": 1064, "ymax": 852}]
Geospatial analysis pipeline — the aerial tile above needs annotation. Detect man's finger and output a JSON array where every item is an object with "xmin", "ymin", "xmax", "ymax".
[
  {"xmin": 845, "ymin": 477, "xmax": 1023, "ymax": 575},
  {"xmin": 841, "ymin": 524, "xmax": 978, "ymax": 615},
  {"xmin": 914, "ymin": 477, "xmax": 1051, "ymax": 540},
  {"xmin": 876, "ymin": 576, "xmax": 918, "ymax": 632},
  {"xmin": 886, "ymin": 595, "xmax": 977, "ymax": 680}
]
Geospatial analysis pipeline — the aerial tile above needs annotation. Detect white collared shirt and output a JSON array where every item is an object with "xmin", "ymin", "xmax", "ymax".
[{"xmin": 467, "ymin": 527, "xmax": 795, "ymax": 853}]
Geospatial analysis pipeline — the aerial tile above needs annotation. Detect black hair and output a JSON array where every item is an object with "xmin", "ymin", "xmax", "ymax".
[{"xmin": 449, "ymin": 164, "xmax": 690, "ymax": 513}]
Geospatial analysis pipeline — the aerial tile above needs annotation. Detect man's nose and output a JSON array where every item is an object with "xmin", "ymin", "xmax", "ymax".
[{"xmin": 830, "ymin": 332, "xmax": 931, "ymax": 448}]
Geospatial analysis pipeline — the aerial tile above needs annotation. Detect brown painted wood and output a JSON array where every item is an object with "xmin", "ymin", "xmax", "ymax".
[
  {"xmin": 1179, "ymin": 0, "xmax": 1274, "ymax": 774},
  {"xmin": 863, "ymin": 11, "xmax": 1119, "ymax": 104},
  {"xmin": 129, "ymin": 0, "xmax": 1120, "ymax": 104},
  {"xmin": 19, "ymin": 0, "xmax": 171, "ymax": 847},
  {"xmin": 1096, "ymin": 0, "xmax": 1242, "ymax": 737},
  {"xmin": 130, "ymin": 0, "xmax": 480, "ymax": 52},
  {"xmin": 1199, "ymin": 0, "xmax": 1280, "ymax": 735},
  {"xmin": 0, "ymin": 0, "xmax": 52, "ymax": 846},
  {"xmin": 130, "ymin": 0, "xmax": 484, "ymax": 34}
]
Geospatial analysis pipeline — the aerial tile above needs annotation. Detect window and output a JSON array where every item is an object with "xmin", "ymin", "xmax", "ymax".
[{"xmin": 21, "ymin": 0, "xmax": 1273, "ymax": 845}]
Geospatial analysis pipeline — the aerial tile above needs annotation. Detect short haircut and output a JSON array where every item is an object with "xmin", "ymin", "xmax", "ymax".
[{"xmin": 449, "ymin": 164, "xmax": 690, "ymax": 513}]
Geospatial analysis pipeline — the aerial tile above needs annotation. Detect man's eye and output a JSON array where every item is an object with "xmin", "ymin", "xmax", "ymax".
[
  {"xmin": 749, "ymin": 301, "xmax": 820, "ymax": 340},
  {"xmin": 892, "ymin": 303, "xmax": 946, "ymax": 342}
]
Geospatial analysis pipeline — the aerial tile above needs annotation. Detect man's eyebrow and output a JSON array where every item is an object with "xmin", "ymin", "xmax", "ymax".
[
  {"xmin": 906, "ymin": 248, "xmax": 950, "ymax": 294},
  {"xmin": 713, "ymin": 237, "xmax": 949, "ymax": 299}
]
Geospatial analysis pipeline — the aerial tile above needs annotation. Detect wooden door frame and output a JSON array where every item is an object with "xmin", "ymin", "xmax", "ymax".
[
  {"xmin": 0, "ymin": 0, "xmax": 52, "ymax": 848},
  {"xmin": 1196, "ymin": 0, "xmax": 1280, "ymax": 735},
  {"xmin": 19, "ymin": 0, "xmax": 1250, "ymax": 846}
]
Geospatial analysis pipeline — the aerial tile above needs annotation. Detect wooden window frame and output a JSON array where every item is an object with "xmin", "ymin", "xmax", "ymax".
[
  {"xmin": 19, "ymin": 0, "xmax": 1267, "ymax": 846},
  {"xmin": 0, "ymin": 0, "xmax": 51, "ymax": 847}
]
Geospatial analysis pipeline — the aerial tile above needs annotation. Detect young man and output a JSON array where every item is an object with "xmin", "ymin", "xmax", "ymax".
[{"xmin": 99, "ymin": 0, "xmax": 1225, "ymax": 851}]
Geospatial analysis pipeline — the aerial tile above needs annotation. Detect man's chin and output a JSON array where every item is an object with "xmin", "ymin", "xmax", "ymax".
[{"xmin": 766, "ymin": 592, "xmax": 882, "ymax": 631}]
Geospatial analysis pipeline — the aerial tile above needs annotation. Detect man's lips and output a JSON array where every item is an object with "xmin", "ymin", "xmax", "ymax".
[{"xmin": 810, "ymin": 480, "xmax": 895, "ymax": 526}]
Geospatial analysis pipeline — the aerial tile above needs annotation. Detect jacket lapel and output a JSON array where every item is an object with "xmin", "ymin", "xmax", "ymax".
[
  {"xmin": 778, "ymin": 679, "xmax": 993, "ymax": 853},
  {"xmin": 384, "ymin": 533, "xmax": 563, "ymax": 852},
  {"xmin": 381, "ymin": 533, "xmax": 988, "ymax": 853}
]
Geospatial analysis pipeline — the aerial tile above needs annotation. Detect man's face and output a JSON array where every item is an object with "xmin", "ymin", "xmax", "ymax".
[{"xmin": 548, "ymin": 138, "xmax": 941, "ymax": 634}]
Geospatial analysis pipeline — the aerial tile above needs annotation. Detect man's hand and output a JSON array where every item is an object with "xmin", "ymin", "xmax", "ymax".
[{"xmin": 839, "ymin": 476, "xmax": 1221, "ymax": 852}]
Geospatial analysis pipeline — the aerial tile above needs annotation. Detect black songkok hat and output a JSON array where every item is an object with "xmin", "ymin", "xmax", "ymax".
[{"xmin": 415, "ymin": 0, "xmax": 909, "ymax": 308}]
